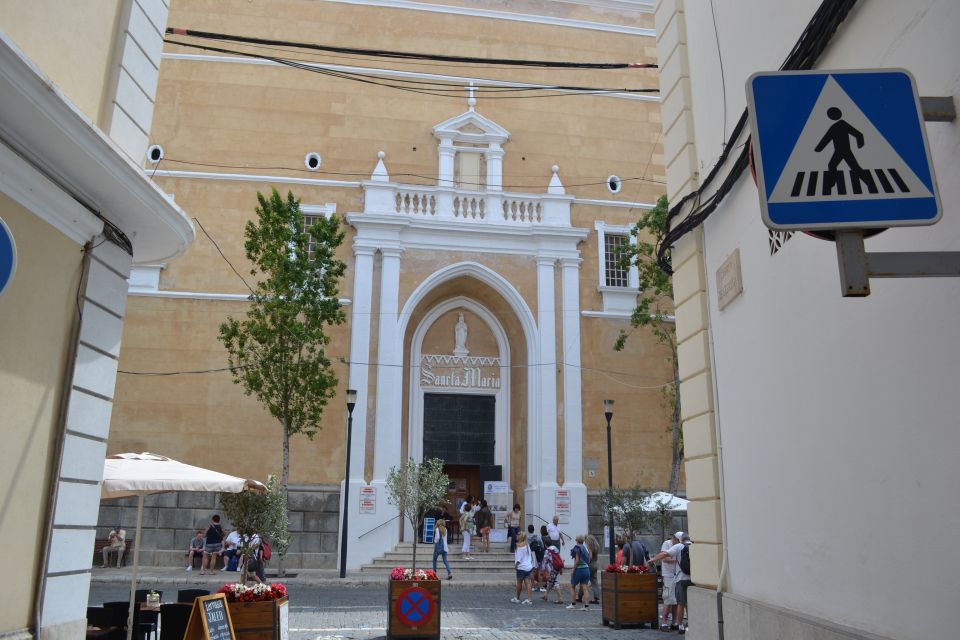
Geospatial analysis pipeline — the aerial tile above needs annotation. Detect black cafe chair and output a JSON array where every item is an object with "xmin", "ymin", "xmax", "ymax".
[
  {"xmin": 159, "ymin": 603, "xmax": 193, "ymax": 640},
  {"xmin": 134, "ymin": 590, "xmax": 163, "ymax": 640},
  {"xmin": 176, "ymin": 589, "xmax": 209, "ymax": 603}
]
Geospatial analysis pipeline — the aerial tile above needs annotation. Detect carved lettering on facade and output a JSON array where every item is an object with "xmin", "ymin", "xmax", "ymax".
[{"xmin": 420, "ymin": 354, "xmax": 501, "ymax": 389}]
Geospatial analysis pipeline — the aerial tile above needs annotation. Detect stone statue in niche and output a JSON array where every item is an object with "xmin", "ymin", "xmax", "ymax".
[{"xmin": 453, "ymin": 312, "xmax": 469, "ymax": 357}]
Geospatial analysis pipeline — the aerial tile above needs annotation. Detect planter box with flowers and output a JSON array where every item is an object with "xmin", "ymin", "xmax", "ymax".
[
  {"xmin": 387, "ymin": 568, "xmax": 441, "ymax": 640},
  {"xmin": 601, "ymin": 564, "xmax": 658, "ymax": 629},
  {"xmin": 218, "ymin": 583, "xmax": 288, "ymax": 640}
]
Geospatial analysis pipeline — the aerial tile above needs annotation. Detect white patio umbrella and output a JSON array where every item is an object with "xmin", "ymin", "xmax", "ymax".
[
  {"xmin": 642, "ymin": 491, "xmax": 689, "ymax": 511},
  {"xmin": 101, "ymin": 452, "xmax": 266, "ymax": 640}
]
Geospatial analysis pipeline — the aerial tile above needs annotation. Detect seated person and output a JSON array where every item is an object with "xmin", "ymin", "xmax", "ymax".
[
  {"xmin": 185, "ymin": 530, "xmax": 204, "ymax": 571},
  {"xmin": 222, "ymin": 529, "xmax": 242, "ymax": 571},
  {"xmin": 101, "ymin": 527, "xmax": 126, "ymax": 568}
]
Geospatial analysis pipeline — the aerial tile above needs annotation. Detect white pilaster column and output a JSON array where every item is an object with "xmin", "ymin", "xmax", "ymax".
[
  {"xmin": 342, "ymin": 245, "xmax": 378, "ymax": 571},
  {"xmin": 533, "ymin": 256, "xmax": 560, "ymax": 524},
  {"xmin": 485, "ymin": 144, "xmax": 504, "ymax": 191},
  {"xmin": 347, "ymin": 246, "xmax": 376, "ymax": 479},
  {"xmin": 373, "ymin": 247, "xmax": 404, "ymax": 480},
  {"xmin": 561, "ymin": 256, "xmax": 588, "ymax": 538},
  {"xmin": 437, "ymin": 138, "xmax": 455, "ymax": 187}
]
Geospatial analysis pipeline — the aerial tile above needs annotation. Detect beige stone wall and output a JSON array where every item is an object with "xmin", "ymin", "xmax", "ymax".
[
  {"xmin": 0, "ymin": 195, "xmax": 83, "ymax": 631},
  {"xmin": 0, "ymin": 0, "xmax": 123, "ymax": 125}
]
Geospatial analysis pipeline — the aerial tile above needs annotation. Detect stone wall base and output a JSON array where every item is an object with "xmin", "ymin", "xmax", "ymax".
[
  {"xmin": 97, "ymin": 484, "xmax": 340, "ymax": 569},
  {"xmin": 686, "ymin": 587, "xmax": 895, "ymax": 640},
  {"xmin": 38, "ymin": 619, "xmax": 85, "ymax": 640}
]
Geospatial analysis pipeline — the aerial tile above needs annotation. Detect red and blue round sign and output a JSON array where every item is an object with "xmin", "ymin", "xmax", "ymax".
[
  {"xmin": 394, "ymin": 586, "xmax": 434, "ymax": 627},
  {"xmin": 0, "ymin": 217, "xmax": 16, "ymax": 298}
]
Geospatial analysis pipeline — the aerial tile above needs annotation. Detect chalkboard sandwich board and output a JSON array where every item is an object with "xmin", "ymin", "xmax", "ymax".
[{"xmin": 184, "ymin": 593, "xmax": 237, "ymax": 640}]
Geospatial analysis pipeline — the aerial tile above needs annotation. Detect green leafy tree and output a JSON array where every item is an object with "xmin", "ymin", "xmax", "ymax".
[
  {"xmin": 219, "ymin": 188, "xmax": 347, "ymax": 515},
  {"xmin": 385, "ymin": 458, "xmax": 450, "ymax": 573},
  {"xmin": 614, "ymin": 195, "xmax": 683, "ymax": 491},
  {"xmin": 219, "ymin": 474, "xmax": 289, "ymax": 582}
]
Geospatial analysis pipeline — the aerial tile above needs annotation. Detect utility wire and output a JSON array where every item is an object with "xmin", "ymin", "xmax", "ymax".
[
  {"xmin": 167, "ymin": 27, "xmax": 657, "ymax": 70},
  {"xmin": 164, "ymin": 39, "xmax": 658, "ymax": 100}
]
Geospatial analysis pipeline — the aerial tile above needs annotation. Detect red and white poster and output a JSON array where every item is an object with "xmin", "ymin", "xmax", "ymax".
[
  {"xmin": 359, "ymin": 486, "xmax": 377, "ymax": 514},
  {"xmin": 554, "ymin": 489, "xmax": 571, "ymax": 523}
]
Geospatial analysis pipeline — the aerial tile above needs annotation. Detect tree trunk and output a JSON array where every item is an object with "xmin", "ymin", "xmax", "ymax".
[
  {"xmin": 411, "ymin": 523, "xmax": 418, "ymax": 573},
  {"xmin": 279, "ymin": 418, "xmax": 290, "ymax": 578},
  {"xmin": 239, "ymin": 543, "xmax": 249, "ymax": 584},
  {"xmin": 669, "ymin": 363, "xmax": 683, "ymax": 494}
]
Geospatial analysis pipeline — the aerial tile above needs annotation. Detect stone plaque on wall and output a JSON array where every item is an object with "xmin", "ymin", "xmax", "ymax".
[{"xmin": 717, "ymin": 248, "xmax": 743, "ymax": 310}]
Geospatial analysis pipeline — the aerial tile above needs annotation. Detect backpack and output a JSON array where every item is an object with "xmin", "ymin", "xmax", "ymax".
[
  {"xmin": 679, "ymin": 544, "xmax": 690, "ymax": 575},
  {"xmin": 529, "ymin": 535, "xmax": 544, "ymax": 557},
  {"xmin": 549, "ymin": 549, "xmax": 564, "ymax": 572},
  {"xmin": 578, "ymin": 543, "xmax": 591, "ymax": 565},
  {"xmin": 262, "ymin": 540, "xmax": 272, "ymax": 562}
]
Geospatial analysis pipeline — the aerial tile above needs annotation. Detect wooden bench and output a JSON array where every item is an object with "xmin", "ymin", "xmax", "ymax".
[{"xmin": 93, "ymin": 539, "xmax": 132, "ymax": 567}]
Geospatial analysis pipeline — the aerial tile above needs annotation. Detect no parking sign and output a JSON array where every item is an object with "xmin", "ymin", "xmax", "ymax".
[{"xmin": 0, "ymin": 218, "xmax": 15, "ymax": 297}]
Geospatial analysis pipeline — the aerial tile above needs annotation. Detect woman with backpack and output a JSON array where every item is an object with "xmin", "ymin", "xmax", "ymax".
[
  {"xmin": 431, "ymin": 522, "xmax": 453, "ymax": 580},
  {"xmin": 566, "ymin": 535, "xmax": 592, "ymax": 610},
  {"xmin": 510, "ymin": 532, "xmax": 535, "ymax": 605},
  {"xmin": 460, "ymin": 496, "xmax": 476, "ymax": 560}
]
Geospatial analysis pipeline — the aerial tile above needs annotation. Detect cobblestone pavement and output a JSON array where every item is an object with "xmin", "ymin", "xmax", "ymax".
[{"xmin": 90, "ymin": 583, "xmax": 669, "ymax": 639}]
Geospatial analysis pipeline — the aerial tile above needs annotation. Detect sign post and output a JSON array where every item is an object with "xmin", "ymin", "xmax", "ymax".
[{"xmin": 747, "ymin": 68, "xmax": 959, "ymax": 296}]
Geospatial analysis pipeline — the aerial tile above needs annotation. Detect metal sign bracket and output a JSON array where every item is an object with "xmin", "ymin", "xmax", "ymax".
[{"xmin": 836, "ymin": 230, "xmax": 960, "ymax": 296}]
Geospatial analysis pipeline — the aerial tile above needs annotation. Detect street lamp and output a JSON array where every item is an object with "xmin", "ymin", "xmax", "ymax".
[
  {"xmin": 604, "ymin": 399, "xmax": 616, "ymax": 565},
  {"xmin": 339, "ymin": 388, "xmax": 357, "ymax": 579}
]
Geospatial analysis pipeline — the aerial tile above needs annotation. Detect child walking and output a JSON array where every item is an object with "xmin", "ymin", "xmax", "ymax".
[{"xmin": 543, "ymin": 545, "xmax": 565, "ymax": 604}]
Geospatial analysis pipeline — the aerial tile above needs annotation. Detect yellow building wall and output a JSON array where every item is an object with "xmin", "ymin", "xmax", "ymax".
[
  {"xmin": 0, "ymin": 196, "xmax": 83, "ymax": 632},
  {"xmin": 0, "ymin": 0, "xmax": 123, "ymax": 125},
  {"xmin": 112, "ymin": 0, "xmax": 673, "ymax": 492}
]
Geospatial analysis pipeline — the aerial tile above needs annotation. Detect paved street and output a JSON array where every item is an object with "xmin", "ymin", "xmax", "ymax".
[{"xmin": 90, "ymin": 582, "xmax": 668, "ymax": 639}]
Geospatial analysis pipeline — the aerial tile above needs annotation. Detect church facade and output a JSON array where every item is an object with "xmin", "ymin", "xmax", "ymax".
[{"xmin": 108, "ymin": 0, "xmax": 673, "ymax": 569}]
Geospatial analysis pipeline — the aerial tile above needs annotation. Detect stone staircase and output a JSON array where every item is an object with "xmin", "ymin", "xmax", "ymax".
[{"xmin": 361, "ymin": 540, "xmax": 518, "ymax": 578}]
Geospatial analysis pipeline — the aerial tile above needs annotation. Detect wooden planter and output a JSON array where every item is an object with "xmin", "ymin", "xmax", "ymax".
[
  {"xmin": 226, "ymin": 596, "xmax": 289, "ymax": 640},
  {"xmin": 387, "ymin": 579, "xmax": 441, "ymax": 640},
  {"xmin": 601, "ymin": 572, "xmax": 658, "ymax": 629}
]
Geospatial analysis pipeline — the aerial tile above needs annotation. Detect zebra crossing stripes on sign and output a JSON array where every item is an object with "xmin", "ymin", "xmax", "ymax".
[{"xmin": 747, "ymin": 69, "xmax": 941, "ymax": 231}]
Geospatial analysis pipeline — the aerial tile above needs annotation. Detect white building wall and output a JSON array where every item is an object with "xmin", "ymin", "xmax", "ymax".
[{"xmin": 676, "ymin": 1, "xmax": 960, "ymax": 639}]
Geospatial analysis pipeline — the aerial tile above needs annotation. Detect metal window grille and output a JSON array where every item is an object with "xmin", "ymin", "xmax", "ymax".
[{"xmin": 604, "ymin": 233, "xmax": 629, "ymax": 287}]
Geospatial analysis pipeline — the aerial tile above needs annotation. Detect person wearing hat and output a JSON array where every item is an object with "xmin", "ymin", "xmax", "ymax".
[
  {"xmin": 658, "ymin": 532, "xmax": 683, "ymax": 631},
  {"xmin": 649, "ymin": 532, "xmax": 692, "ymax": 634}
]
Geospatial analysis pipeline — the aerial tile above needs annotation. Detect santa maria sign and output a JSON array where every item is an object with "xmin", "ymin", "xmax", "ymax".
[{"xmin": 747, "ymin": 69, "xmax": 941, "ymax": 231}]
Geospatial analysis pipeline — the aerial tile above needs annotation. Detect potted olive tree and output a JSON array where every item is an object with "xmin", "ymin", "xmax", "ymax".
[
  {"xmin": 600, "ymin": 486, "xmax": 658, "ymax": 630},
  {"xmin": 218, "ymin": 474, "xmax": 290, "ymax": 638},
  {"xmin": 384, "ymin": 457, "xmax": 449, "ymax": 640}
]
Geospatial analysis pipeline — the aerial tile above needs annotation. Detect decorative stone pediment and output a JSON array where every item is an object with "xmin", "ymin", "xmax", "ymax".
[{"xmin": 432, "ymin": 109, "xmax": 511, "ymax": 144}]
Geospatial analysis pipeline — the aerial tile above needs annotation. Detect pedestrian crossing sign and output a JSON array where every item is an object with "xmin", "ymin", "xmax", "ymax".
[{"xmin": 747, "ymin": 69, "xmax": 941, "ymax": 231}]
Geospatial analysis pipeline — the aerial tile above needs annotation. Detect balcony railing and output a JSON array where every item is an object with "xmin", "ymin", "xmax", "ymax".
[{"xmin": 365, "ymin": 183, "xmax": 572, "ymax": 227}]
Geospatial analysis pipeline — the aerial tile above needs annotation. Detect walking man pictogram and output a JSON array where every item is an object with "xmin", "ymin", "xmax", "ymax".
[{"xmin": 815, "ymin": 107, "xmax": 864, "ymax": 172}]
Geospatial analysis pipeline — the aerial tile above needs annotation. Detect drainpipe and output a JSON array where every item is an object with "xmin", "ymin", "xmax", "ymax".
[{"xmin": 33, "ymin": 242, "xmax": 92, "ymax": 638}]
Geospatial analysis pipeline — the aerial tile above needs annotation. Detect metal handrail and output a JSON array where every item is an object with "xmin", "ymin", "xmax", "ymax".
[
  {"xmin": 525, "ymin": 512, "xmax": 572, "ymax": 541},
  {"xmin": 357, "ymin": 514, "xmax": 402, "ymax": 540}
]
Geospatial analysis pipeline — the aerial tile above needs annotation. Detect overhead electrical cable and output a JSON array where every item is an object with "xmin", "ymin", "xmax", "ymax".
[
  {"xmin": 163, "ymin": 39, "xmax": 658, "ymax": 99},
  {"xmin": 167, "ymin": 27, "xmax": 657, "ymax": 69},
  {"xmin": 655, "ymin": 0, "xmax": 858, "ymax": 274}
]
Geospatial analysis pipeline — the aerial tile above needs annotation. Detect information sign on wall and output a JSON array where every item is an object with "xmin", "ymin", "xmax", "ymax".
[
  {"xmin": 359, "ymin": 486, "xmax": 377, "ymax": 514},
  {"xmin": 555, "ymin": 489, "xmax": 571, "ymax": 523}
]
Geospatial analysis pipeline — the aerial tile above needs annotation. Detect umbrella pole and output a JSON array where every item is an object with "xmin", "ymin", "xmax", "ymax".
[{"xmin": 126, "ymin": 494, "xmax": 144, "ymax": 640}]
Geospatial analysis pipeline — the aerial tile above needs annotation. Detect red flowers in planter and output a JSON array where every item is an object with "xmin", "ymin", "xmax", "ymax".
[
  {"xmin": 605, "ymin": 564, "xmax": 651, "ymax": 574},
  {"xmin": 218, "ymin": 582, "xmax": 288, "ymax": 602},
  {"xmin": 390, "ymin": 567, "xmax": 440, "ymax": 581}
]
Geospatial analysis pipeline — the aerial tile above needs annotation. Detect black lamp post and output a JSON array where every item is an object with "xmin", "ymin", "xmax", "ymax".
[
  {"xmin": 604, "ymin": 399, "xmax": 616, "ymax": 565},
  {"xmin": 339, "ymin": 388, "xmax": 357, "ymax": 579}
]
